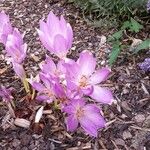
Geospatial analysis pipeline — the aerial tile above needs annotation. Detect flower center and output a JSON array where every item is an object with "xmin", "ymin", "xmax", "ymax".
[
  {"xmin": 76, "ymin": 107, "xmax": 84, "ymax": 118},
  {"xmin": 43, "ymin": 89, "xmax": 53, "ymax": 97},
  {"xmin": 79, "ymin": 76, "xmax": 88, "ymax": 87}
]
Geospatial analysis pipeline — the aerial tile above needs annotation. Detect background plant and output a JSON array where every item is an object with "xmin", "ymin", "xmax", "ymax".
[
  {"xmin": 68, "ymin": 0, "xmax": 148, "ymax": 28},
  {"xmin": 108, "ymin": 18, "xmax": 150, "ymax": 66}
]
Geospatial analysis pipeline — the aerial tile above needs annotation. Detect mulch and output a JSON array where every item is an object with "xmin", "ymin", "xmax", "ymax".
[{"xmin": 0, "ymin": 0, "xmax": 150, "ymax": 150}]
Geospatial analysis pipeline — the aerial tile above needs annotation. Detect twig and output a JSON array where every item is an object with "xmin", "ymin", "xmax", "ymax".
[
  {"xmin": 130, "ymin": 125, "xmax": 150, "ymax": 132},
  {"xmin": 48, "ymin": 138, "xmax": 62, "ymax": 144},
  {"xmin": 99, "ymin": 140, "xmax": 107, "ymax": 150},
  {"xmin": 106, "ymin": 119, "xmax": 116, "ymax": 126},
  {"xmin": 111, "ymin": 140, "xmax": 120, "ymax": 150}
]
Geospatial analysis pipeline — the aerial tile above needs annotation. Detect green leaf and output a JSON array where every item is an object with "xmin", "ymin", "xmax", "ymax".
[
  {"xmin": 109, "ymin": 42, "xmax": 121, "ymax": 66},
  {"xmin": 121, "ymin": 21, "xmax": 131, "ymax": 30},
  {"xmin": 108, "ymin": 30, "xmax": 123, "ymax": 41},
  {"xmin": 134, "ymin": 39, "xmax": 150, "ymax": 53},
  {"xmin": 129, "ymin": 18, "xmax": 143, "ymax": 33}
]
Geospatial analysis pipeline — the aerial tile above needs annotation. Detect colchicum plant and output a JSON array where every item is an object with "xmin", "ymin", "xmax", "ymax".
[{"xmin": 0, "ymin": 11, "xmax": 114, "ymax": 137}]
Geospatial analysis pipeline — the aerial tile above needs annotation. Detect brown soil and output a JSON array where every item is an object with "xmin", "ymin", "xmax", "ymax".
[{"xmin": 0, "ymin": 0, "xmax": 150, "ymax": 150}]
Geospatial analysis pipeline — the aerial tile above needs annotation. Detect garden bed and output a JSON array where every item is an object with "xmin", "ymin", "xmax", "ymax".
[{"xmin": 0, "ymin": 0, "xmax": 150, "ymax": 149}]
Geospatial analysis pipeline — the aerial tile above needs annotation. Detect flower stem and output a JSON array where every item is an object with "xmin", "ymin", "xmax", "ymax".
[
  {"xmin": 22, "ymin": 78, "xmax": 30, "ymax": 94},
  {"xmin": 31, "ymin": 89, "xmax": 35, "ymax": 100}
]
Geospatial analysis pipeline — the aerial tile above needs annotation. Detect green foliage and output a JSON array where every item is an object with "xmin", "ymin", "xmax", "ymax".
[
  {"xmin": 108, "ymin": 41, "xmax": 121, "ymax": 66},
  {"xmin": 121, "ymin": 18, "xmax": 143, "ymax": 33},
  {"xmin": 108, "ymin": 19, "xmax": 147, "ymax": 66},
  {"xmin": 69, "ymin": 0, "xmax": 147, "ymax": 28},
  {"xmin": 134, "ymin": 39, "xmax": 150, "ymax": 53}
]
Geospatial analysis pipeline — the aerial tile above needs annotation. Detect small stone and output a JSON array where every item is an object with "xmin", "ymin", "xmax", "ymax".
[
  {"xmin": 21, "ymin": 134, "xmax": 31, "ymax": 146},
  {"xmin": 115, "ymin": 138, "xmax": 125, "ymax": 146},
  {"xmin": 12, "ymin": 139, "xmax": 21, "ymax": 147},
  {"xmin": 135, "ymin": 114, "xmax": 145, "ymax": 123},
  {"xmin": 123, "ymin": 130, "xmax": 132, "ymax": 140},
  {"xmin": 22, "ymin": 147, "xmax": 28, "ymax": 150}
]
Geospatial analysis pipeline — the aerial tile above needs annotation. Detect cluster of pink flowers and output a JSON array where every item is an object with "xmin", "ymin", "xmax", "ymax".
[
  {"xmin": 0, "ymin": 11, "xmax": 26, "ymax": 80},
  {"xmin": 0, "ymin": 11, "xmax": 114, "ymax": 137}
]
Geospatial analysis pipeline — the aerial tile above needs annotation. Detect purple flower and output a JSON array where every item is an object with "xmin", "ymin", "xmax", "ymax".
[
  {"xmin": 37, "ymin": 11, "xmax": 73, "ymax": 59},
  {"xmin": 12, "ymin": 60, "xmax": 26, "ymax": 79},
  {"xmin": 138, "ymin": 58, "xmax": 150, "ymax": 72},
  {"xmin": 54, "ymin": 82, "xmax": 81, "ymax": 108},
  {"xmin": 0, "ymin": 11, "xmax": 12, "ymax": 44},
  {"xmin": 0, "ymin": 86, "xmax": 13, "ymax": 102},
  {"xmin": 65, "ymin": 50, "xmax": 114, "ymax": 104},
  {"xmin": 6, "ymin": 28, "xmax": 27, "ymax": 64},
  {"xmin": 147, "ymin": 0, "xmax": 150, "ymax": 11},
  {"xmin": 39, "ymin": 56, "xmax": 66, "ymax": 82},
  {"xmin": 29, "ymin": 73, "xmax": 56, "ymax": 103},
  {"xmin": 63, "ymin": 99, "xmax": 106, "ymax": 137}
]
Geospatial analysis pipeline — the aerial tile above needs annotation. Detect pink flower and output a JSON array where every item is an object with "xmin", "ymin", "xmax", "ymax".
[
  {"xmin": 37, "ymin": 11, "xmax": 73, "ymax": 59},
  {"xmin": 6, "ymin": 28, "xmax": 27, "ymax": 64},
  {"xmin": 65, "ymin": 50, "xmax": 114, "ymax": 104},
  {"xmin": 54, "ymin": 82, "xmax": 81, "ymax": 108},
  {"xmin": 0, "ymin": 86, "xmax": 13, "ymax": 102},
  {"xmin": 39, "ymin": 56, "xmax": 66, "ymax": 82},
  {"xmin": 63, "ymin": 99, "xmax": 106, "ymax": 137},
  {"xmin": 12, "ymin": 60, "xmax": 26, "ymax": 79},
  {"xmin": 29, "ymin": 73, "xmax": 56, "ymax": 103},
  {"xmin": 0, "ymin": 11, "xmax": 12, "ymax": 44}
]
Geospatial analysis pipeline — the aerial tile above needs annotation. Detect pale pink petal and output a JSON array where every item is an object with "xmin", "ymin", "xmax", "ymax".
[
  {"xmin": 47, "ymin": 11, "xmax": 60, "ymax": 35},
  {"xmin": 71, "ymin": 99, "xmax": 85, "ymax": 108},
  {"xmin": 53, "ymin": 34, "xmax": 68, "ymax": 58},
  {"xmin": 12, "ymin": 62, "xmax": 26, "ymax": 79},
  {"xmin": 30, "ymin": 81, "xmax": 45, "ymax": 92},
  {"xmin": 82, "ymin": 85, "xmax": 93, "ymax": 95},
  {"xmin": 37, "ymin": 28, "xmax": 53, "ymax": 52},
  {"xmin": 66, "ymin": 115, "xmax": 78, "ymax": 132},
  {"xmin": 60, "ymin": 16, "xmax": 67, "ymax": 32},
  {"xmin": 40, "ymin": 57, "xmax": 56, "ymax": 75},
  {"xmin": 66, "ymin": 23, "xmax": 73, "ymax": 49},
  {"xmin": 77, "ymin": 51, "xmax": 96, "ymax": 76},
  {"xmin": 90, "ymin": 68, "xmax": 111, "ymax": 84},
  {"xmin": 84, "ymin": 104, "xmax": 100, "ymax": 113},
  {"xmin": 84, "ymin": 111, "xmax": 106, "ymax": 129},
  {"xmin": 90, "ymin": 85, "xmax": 114, "ymax": 104},
  {"xmin": 0, "ymin": 11, "xmax": 9, "ymax": 24},
  {"xmin": 63, "ymin": 105, "xmax": 75, "ymax": 114},
  {"xmin": 39, "ymin": 73, "xmax": 52, "ymax": 90},
  {"xmin": 79, "ymin": 116, "xmax": 98, "ymax": 137}
]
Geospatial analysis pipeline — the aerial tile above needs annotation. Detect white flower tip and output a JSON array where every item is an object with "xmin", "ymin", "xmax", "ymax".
[
  {"xmin": 82, "ymin": 50, "xmax": 92, "ymax": 55},
  {"xmin": 35, "ymin": 106, "xmax": 44, "ymax": 123},
  {"xmin": 110, "ymin": 99, "xmax": 117, "ymax": 105}
]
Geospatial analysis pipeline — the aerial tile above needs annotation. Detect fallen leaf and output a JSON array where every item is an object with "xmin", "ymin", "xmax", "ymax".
[
  {"xmin": 0, "ymin": 67, "xmax": 7, "ymax": 75},
  {"xmin": 14, "ymin": 118, "xmax": 30, "ymax": 128}
]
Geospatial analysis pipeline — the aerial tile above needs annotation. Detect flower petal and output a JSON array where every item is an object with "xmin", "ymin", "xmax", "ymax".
[
  {"xmin": 37, "ymin": 28, "xmax": 53, "ymax": 52},
  {"xmin": 53, "ymin": 34, "xmax": 68, "ymax": 58},
  {"xmin": 30, "ymin": 81, "xmax": 45, "ymax": 92},
  {"xmin": 85, "ymin": 111, "xmax": 106, "ymax": 129},
  {"xmin": 66, "ymin": 23, "xmax": 73, "ymax": 49},
  {"xmin": 90, "ymin": 85, "xmax": 114, "ymax": 104},
  {"xmin": 36, "ymin": 95, "xmax": 53, "ymax": 103},
  {"xmin": 77, "ymin": 51, "xmax": 96, "ymax": 76},
  {"xmin": 66, "ymin": 115, "xmax": 78, "ymax": 132},
  {"xmin": 47, "ymin": 11, "xmax": 60, "ymax": 35},
  {"xmin": 63, "ymin": 105, "xmax": 75, "ymax": 114},
  {"xmin": 81, "ymin": 85, "xmax": 93, "ymax": 95},
  {"xmin": 79, "ymin": 116, "xmax": 98, "ymax": 137},
  {"xmin": 90, "ymin": 68, "xmax": 111, "ymax": 84},
  {"xmin": 12, "ymin": 62, "xmax": 26, "ymax": 79},
  {"xmin": 40, "ymin": 56, "xmax": 56, "ymax": 75}
]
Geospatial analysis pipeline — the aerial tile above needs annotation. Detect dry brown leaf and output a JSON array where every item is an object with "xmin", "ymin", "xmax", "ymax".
[
  {"xmin": 0, "ymin": 67, "xmax": 7, "ymax": 75},
  {"xmin": 14, "ymin": 118, "xmax": 30, "ymax": 128}
]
